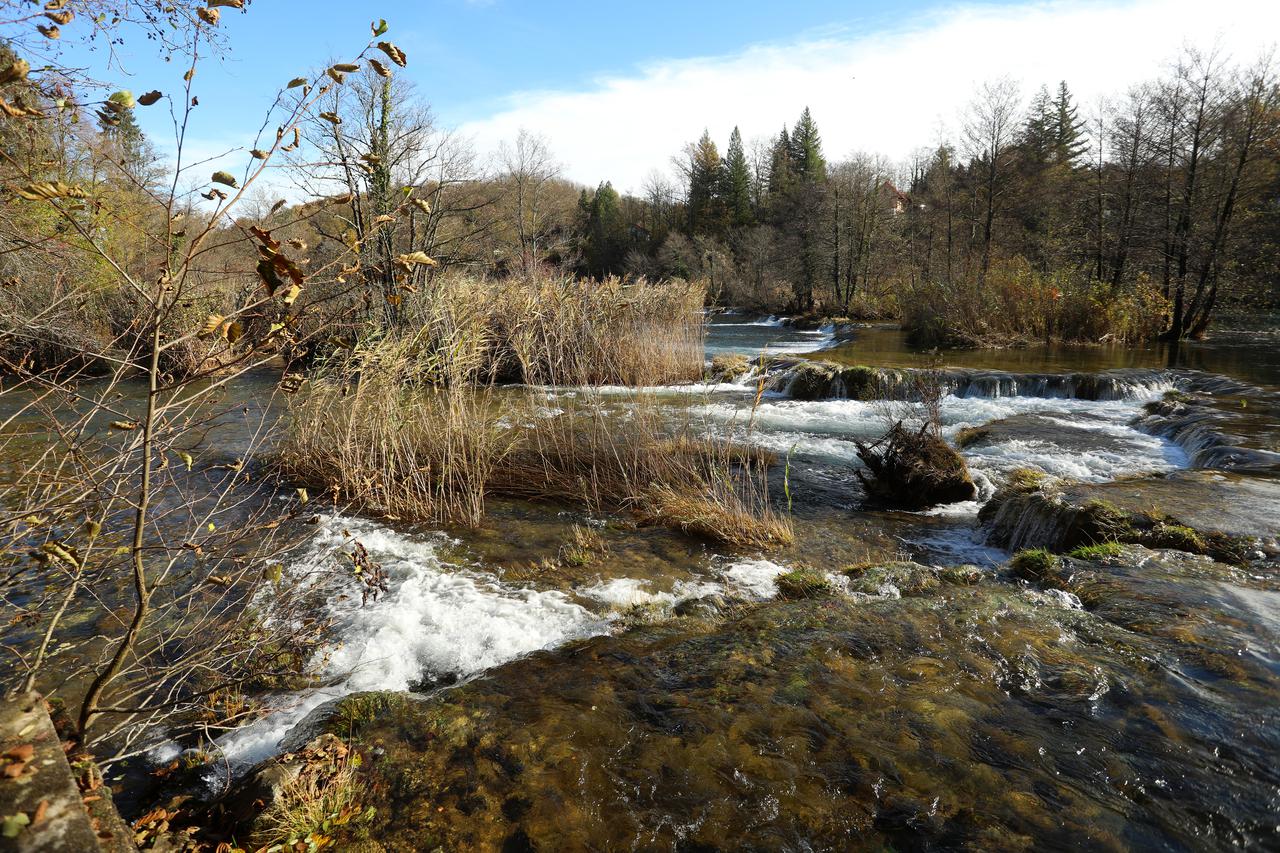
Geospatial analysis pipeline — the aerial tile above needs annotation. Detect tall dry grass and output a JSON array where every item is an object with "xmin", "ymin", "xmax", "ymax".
[
  {"xmin": 490, "ymin": 396, "xmax": 792, "ymax": 548},
  {"xmin": 276, "ymin": 272, "xmax": 790, "ymax": 547},
  {"xmin": 276, "ymin": 280, "xmax": 515, "ymax": 527},
  {"xmin": 490, "ymin": 274, "xmax": 705, "ymax": 386}
]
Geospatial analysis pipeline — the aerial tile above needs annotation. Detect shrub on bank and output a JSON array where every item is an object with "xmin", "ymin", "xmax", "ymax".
[{"xmin": 901, "ymin": 258, "xmax": 1168, "ymax": 348}]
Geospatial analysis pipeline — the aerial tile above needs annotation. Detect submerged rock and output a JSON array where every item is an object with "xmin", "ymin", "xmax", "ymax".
[
  {"xmin": 337, "ymin": 577, "xmax": 1280, "ymax": 851},
  {"xmin": 980, "ymin": 469, "xmax": 1280, "ymax": 564},
  {"xmin": 855, "ymin": 422, "xmax": 977, "ymax": 509},
  {"xmin": 706, "ymin": 352, "xmax": 751, "ymax": 383}
]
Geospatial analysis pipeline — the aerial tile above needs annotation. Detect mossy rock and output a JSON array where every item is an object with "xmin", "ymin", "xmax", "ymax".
[
  {"xmin": 1008, "ymin": 549, "xmax": 1061, "ymax": 585},
  {"xmin": 707, "ymin": 352, "xmax": 751, "ymax": 383},
  {"xmin": 856, "ymin": 422, "xmax": 977, "ymax": 510},
  {"xmin": 836, "ymin": 365, "xmax": 883, "ymax": 400},
  {"xmin": 775, "ymin": 569, "xmax": 834, "ymax": 600},
  {"xmin": 846, "ymin": 561, "xmax": 942, "ymax": 596},
  {"xmin": 955, "ymin": 426, "xmax": 991, "ymax": 449},
  {"xmin": 782, "ymin": 361, "xmax": 839, "ymax": 400},
  {"xmin": 940, "ymin": 564, "xmax": 984, "ymax": 585}
]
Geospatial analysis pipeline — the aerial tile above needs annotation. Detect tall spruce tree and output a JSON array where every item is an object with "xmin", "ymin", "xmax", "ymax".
[
  {"xmin": 791, "ymin": 107, "xmax": 827, "ymax": 181},
  {"xmin": 767, "ymin": 126, "xmax": 794, "ymax": 202},
  {"xmin": 721, "ymin": 126, "xmax": 754, "ymax": 228},
  {"xmin": 687, "ymin": 129, "xmax": 723, "ymax": 234},
  {"xmin": 584, "ymin": 181, "xmax": 628, "ymax": 277},
  {"xmin": 1052, "ymin": 81, "xmax": 1089, "ymax": 164}
]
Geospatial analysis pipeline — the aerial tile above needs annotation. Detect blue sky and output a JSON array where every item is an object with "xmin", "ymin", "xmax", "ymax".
[{"xmin": 54, "ymin": 0, "xmax": 1280, "ymax": 192}]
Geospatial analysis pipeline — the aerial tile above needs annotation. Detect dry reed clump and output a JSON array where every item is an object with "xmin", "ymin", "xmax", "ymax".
[
  {"xmin": 489, "ymin": 274, "xmax": 706, "ymax": 386},
  {"xmin": 250, "ymin": 735, "xmax": 372, "ymax": 850},
  {"xmin": 279, "ymin": 274, "xmax": 789, "ymax": 547},
  {"xmin": 490, "ymin": 396, "xmax": 793, "ymax": 549},
  {"xmin": 275, "ymin": 287, "xmax": 518, "ymax": 527}
]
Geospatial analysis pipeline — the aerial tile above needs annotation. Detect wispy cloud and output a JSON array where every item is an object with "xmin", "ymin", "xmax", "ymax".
[{"xmin": 459, "ymin": 0, "xmax": 1280, "ymax": 192}]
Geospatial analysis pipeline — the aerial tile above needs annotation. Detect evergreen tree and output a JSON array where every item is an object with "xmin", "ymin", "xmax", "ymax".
[
  {"xmin": 584, "ymin": 181, "xmax": 628, "ymax": 277},
  {"xmin": 686, "ymin": 129, "xmax": 722, "ymax": 234},
  {"xmin": 1021, "ymin": 85, "xmax": 1056, "ymax": 165},
  {"xmin": 1052, "ymin": 81, "xmax": 1089, "ymax": 164},
  {"xmin": 767, "ymin": 126, "xmax": 794, "ymax": 201},
  {"xmin": 97, "ymin": 99, "xmax": 147, "ymax": 176},
  {"xmin": 721, "ymin": 126, "xmax": 754, "ymax": 228},
  {"xmin": 790, "ymin": 107, "xmax": 827, "ymax": 181}
]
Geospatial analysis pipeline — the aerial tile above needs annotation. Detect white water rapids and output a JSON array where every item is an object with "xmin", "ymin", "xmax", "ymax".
[{"xmin": 209, "ymin": 320, "xmax": 1195, "ymax": 774}]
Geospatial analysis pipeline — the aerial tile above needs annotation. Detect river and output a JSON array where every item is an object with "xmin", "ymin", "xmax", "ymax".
[{"xmin": 5, "ymin": 314, "xmax": 1279, "ymax": 850}]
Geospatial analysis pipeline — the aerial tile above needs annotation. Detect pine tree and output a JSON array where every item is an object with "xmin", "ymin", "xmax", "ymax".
[
  {"xmin": 1052, "ymin": 81, "xmax": 1089, "ymax": 165},
  {"xmin": 686, "ymin": 129, "xmax": 722, "ymax": 234},
  {"xmin": 767, "ymin": 126, "xmax": 794, "ymax": 202},
  {"xmin": 584, "ymin": 181, "xmax": 627, "ymax": 277},
  {"xmin": 790, "ymin": 107, "xmax": 827, "ymax": 182},
  {"xmin": 1021, "ymin": 85, "xmax": 1056, "ymax": 166},
  {"xmin": 97, "ymin": 100, "xmax": 147, "ymax": 175},
  {"xmin": 721, "ymin": 126, "xmax": 754, "ymax": 228}
]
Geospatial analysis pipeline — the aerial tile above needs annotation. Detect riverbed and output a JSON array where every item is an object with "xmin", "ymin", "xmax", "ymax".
[{"xmin": 7, "ymin": 315, "xmax": 1280, "ymax": 849}]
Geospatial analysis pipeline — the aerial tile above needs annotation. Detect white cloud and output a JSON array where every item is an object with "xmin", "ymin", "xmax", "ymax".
[{"xmin": 458, "ymin": 0, "xmax": 1280, "ymax": 193}]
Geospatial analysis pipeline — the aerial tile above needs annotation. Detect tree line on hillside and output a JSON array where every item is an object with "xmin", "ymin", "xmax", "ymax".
[{"xmin": 573, "ymin": 51, "xmax": 1280, "ymax": 343}]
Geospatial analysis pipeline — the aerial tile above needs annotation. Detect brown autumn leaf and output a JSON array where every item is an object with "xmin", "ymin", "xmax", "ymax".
[
  {"xmin": 376, "ymin": 41, "xmax": 407, "ymax": 67},
  {"xmin": 333, "ymin": 63, "xmax": 360, "ymax": 73},
  {"xmin": 36, "ymin": 24, "xmax": 59, "ymax": 38},
  {"xmin": 137, "ymin": 90, "xmax": 163, "ymax": 106},
  {"xmin": 44, "ymin": 9, "xmax": 72, "ymax": 24},
  {"xmin": 396, "ymin": 251, "xmax": 437, "ymax": 268},
  {"xmin": 0, "ymin": 59, "xmax": 30, "ymax": 85},
  {"xmin": 207, "ymin": 0, "xmax": 244, "ymax": 7},
  {"xmin": 109, "ymin": 420, "xmax": 139, "ymax": 431},
  {"xmin": 286, "ymin": 76, "xmax": 308, "ymax": 88},
  {"xmin": 0, "ymin": 97, "xmax": 31, "ymax": 118},
  {"xmin": 196, "ymin": 7, "xmax": 219, "ymax": 25},
  {"xmin": 368, "ymin": 58, "xmax": 391, "ymax": 78},
  {"xmin": 319, "ymin": 112, "xmax": 342, "ymax": 125},
  {"xmin": 13, "ymin": 181, "xmax": 87, "ymax": 201},
  {"xmin": 326, "ymin": 68, "xmax": 345, "ymax": 84},
  {"xmin": 211, "ymin": 170, "xmax": 238, "ymax": 187},
  {"xmin": 200, "ymin": 314, "xmax": 224, "ymax": 336}
]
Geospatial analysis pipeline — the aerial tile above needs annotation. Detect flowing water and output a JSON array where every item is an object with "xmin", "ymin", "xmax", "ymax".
[{"xmin": 5, "ymin": 314, "xmax": 1280, "ymax": 850}]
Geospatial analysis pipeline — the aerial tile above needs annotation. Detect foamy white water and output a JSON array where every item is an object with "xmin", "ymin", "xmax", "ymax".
[
  {"xmin": 215, "ymin": 516, "xmax": 606, "ymax": 770},
  {"xmin": 695, "ymin": 392, "xmax": 1187, "ymax": 484}
]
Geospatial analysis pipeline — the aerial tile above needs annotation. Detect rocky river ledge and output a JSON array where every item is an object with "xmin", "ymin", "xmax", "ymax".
[{"xmin": 205, "ymin": 335, "xmax": 1280, "ymax": 851}]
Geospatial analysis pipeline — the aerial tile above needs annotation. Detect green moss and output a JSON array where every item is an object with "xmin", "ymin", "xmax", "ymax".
[
  {"xmin": 327, "ymin": 692, "xmax": 412, "ymax": 737},
  {"xmin": 1009, "ymin": 549, "xmax": 1059, "ymax": 582},
  {"xmin": 1066, "ymin": 542, "xmax": 1124, "ymax": 561},
  {"xmin": 954, "ymin": 426, "xmax": 991, "ymax": 449},
  {"xmin": 1079, "ymin": 499, "xmax": 1135, "ymax": 541},
  {"xmin": 775, "ymin": 569, "xmax": 833, "ymax": 600},
  {"xmin": 1145, "ymin": 523, "xmax": 1205, "ymax": 554},
  {"xmin": 939, "ymin": 565, "xmax": 984, "ymax": 585},
  {"xmin": 1007, "ymin": 468, "xmax": 1048, "ymax": 494}
]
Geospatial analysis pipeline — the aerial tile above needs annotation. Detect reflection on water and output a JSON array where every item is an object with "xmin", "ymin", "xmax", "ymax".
[{"xmin": 812, "ymin": 322, "xmax": 1280, "ymax": 389}]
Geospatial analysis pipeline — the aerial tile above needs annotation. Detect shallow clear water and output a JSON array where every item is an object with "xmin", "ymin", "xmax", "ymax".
[{"xmin": 6, "ymin": 313, "xmax": 1280, "ymax": 848}]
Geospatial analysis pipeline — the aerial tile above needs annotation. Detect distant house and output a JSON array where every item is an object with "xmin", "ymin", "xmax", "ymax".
[{"xmin": 878, "ymin": 180, "xmax": 911, "ymax": 216}]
